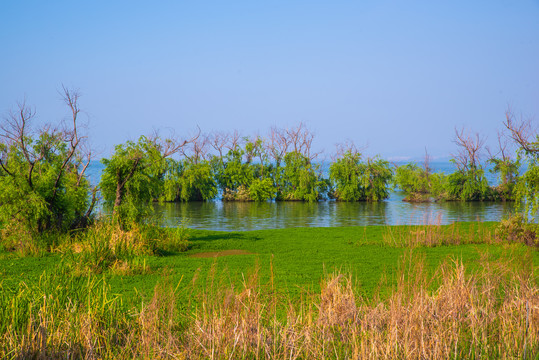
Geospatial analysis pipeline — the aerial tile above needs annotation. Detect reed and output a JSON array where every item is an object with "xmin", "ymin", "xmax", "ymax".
[
  {"xmin": 1, "ymin": 246, "xmax": 536, "ymax": 359},
  {"xmin": 382, "ymin": 216, "xmax": 496, "ymax": 247}
]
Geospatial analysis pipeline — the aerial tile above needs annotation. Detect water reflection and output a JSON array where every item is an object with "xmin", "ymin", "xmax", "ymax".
[{"xmin": 156, "ymin": 192, "xmax": 517, "ymax": 231}]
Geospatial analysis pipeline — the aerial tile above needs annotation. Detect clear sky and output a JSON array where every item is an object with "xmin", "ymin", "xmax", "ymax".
[{"xmin": 1, "ymin": 0, "xmax": 538, "ymax": 160}]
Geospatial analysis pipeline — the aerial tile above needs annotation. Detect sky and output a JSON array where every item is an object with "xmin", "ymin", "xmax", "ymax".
[{"xmin": 1, "ymin": 0, "xmax": 538, "ymax": 160}]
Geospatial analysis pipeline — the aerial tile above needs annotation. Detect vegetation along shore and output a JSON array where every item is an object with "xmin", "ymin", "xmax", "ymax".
[{"xmin": 0, "ymin": 91, "xmax": 538, "ymax": 358}]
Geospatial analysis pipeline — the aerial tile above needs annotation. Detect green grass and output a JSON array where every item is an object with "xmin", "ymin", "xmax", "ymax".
[
  {"xmin": 1, "ymin": 222, "xmax": 536, "ymax": 308},
  {"xmin": 1, "ymin": 222, "xmax": 538, "ymax": 359}
]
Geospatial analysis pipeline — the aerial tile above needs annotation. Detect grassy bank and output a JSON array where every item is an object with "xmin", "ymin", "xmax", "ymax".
[{"xmin": 0, "ymin": 222, "xmax": 538, "ymax": 358}]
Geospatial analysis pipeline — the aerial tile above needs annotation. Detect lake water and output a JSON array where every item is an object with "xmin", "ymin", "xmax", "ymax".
[
  {"xmin": 155, "ymin": 196, "xmax": 515, "ymax": 231},
  {"xmin": 88, "ymin": 161, "xmax": 519, "ymax": 231}
]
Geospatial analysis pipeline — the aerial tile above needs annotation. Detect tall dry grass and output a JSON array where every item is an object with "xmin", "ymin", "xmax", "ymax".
[
  {"xmin": 2, "ymin": 247, "xmax": 537, "ymax": 359},
  {"xmin": 382, "ymin": 216, "xmax": 496, "ymax": 247},
  {"xmin": 182, "ymin": 249, "xmax": 538, "ymax": 359}
]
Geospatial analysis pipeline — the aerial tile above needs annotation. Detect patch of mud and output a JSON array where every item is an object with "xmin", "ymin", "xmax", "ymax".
[{"xmin": 189, "ymin": 249, "xmax": 254, "ymax": 258}]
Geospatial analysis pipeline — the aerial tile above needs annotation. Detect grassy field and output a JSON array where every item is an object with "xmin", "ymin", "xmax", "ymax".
[
  {"xmin": 0, "ymin": 222, "xmax": 538, "ymax": 358},
  {"xmin": 2, "ymin": 222, "xmax": 532, "ymax": 302}
]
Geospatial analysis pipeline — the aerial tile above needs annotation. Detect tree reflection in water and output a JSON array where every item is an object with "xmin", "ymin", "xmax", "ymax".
[{"xmin": 155, "ymin": 192, "xmax": 516, "ymax": 231}]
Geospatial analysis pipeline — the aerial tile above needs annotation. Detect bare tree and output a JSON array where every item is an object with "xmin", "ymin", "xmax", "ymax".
[
  {"xmin": 452, "ymin": 127, "xmax": 486, "ymax": 172},
  {"xmin": 332, "ymin": 140, "xmax": 363, "ymax": 161},
  {"xmin": 266, "ymin": 123, "xmax": 322, "ymax": 163},
  {"xmin": 180, "ymin": 131, "xmax": 210, "ymax": 164},
  {"xmin": 266, "ymin": 126, "xmax": 289, "ymax": 164},
  {"xmin": 503, "ymin": 109, "xmax": 539, "ymax": 157}
]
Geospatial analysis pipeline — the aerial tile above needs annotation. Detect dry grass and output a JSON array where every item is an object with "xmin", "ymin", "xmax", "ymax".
[
  {"xmin": 1, "ymin": 248, "xmax": 537, "ymax": 359},
  {"xmin": 382, "ymin": 216, "xmax": 496, "ymax": 247}
]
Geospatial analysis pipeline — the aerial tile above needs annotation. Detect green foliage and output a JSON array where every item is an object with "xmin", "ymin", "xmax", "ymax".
[
  {"xmin": 249, "ymin": 178, "xmax": 276, "ymax": 201},
  {"xmin": 0, "ymin": 98, "xmax": 95, "ymax": 247},
  {"xmin": 162, "ymin": 159, "xmax": 217, "ymax": 202},
  {"xmin": 156, "ymin": 221, "xmax": 191, "ymax": 253},
  {"xmin": 213, "ymin": 146, "xmax": 254, "ymax": 196},
  {"xmin": 514, "ymin": 159, "xmax": 539, "ymax": 216},
  {"xmin": 394, "ymin": 163, "xmax": 429, "ymax": 195},
  {"xmin": 213, "ymin": 139, "xmax": 276, "ymax": 201},
  {"xmin": 277, "ymin": 151, "xmax": 326, "ymax": 202},
  {"xmin": 444, "ymin": 165, "xmax": 491, "ymax": 201},
  {"xmin": 393, "ymin": 163, "xmax": 449, "ymax": 202},
  {"xmin": 100, "ymin": 136, "xmax": 167, "ymax": 228},
  {"xmin": 62, "ymin": 220, "xmax": 190, "ymax": 274},
  {"xmin": 0, "ymin": 137, "xmax": 91, "ymax": 234},
  {"xmin": 0, "ymin": 265, "xmax": 124, "ymax": 336},
  {"xmin": 361, "ymin": 158, "xmax": 393, "ymax": 201},
  {"xmin": 488, "ymin": 157, "xmax": 520, "ymax": 201},
  {"xmin": 330, "ymin": 152, "xmax": 392, "ymax": 201}
]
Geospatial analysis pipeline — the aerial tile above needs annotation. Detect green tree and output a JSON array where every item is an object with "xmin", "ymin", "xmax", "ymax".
[
  {"xmin": 504, "ymin": 109, "xmax": 539, "ymax": 216},
  {"xmin": 162, "ymin": 158, "xmax": 217, "ymax": 202},
  {"xmin": 487, "ymin": 132, "xmax": 520, "ymax": 201},
  {"xmin": 394, "ymin": 162, "xmax": 447, "ymax": 201},
  {"xmin": 0, "ymin": 89, "xmax": 96, "ymax": 244},
  {"xmin": 277, "ymin": 151, "xmax": 326, "ymax": 202},
  {"xmin": 212, "ymin": 136, "xmax": 276, "ymax": 201},
  {"xmin": 330, "ymin": 147, "xmax": 392, "ymax": 202},
  {"xmin": 444, "ymin": 128, "xmax": 492, "ymax": 201},
  {"xmin": 100, "ymin": 134, "xmax": 190, "ymax": 228}
]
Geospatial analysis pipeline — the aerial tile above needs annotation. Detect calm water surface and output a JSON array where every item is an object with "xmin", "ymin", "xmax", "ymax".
[
  {"xmin": 88, "ymin": 161, "xmax": 518, "ymax": 231},
  {"xmin": 155, "ymin": 193, "xmax": 516, "ymax": 231}
]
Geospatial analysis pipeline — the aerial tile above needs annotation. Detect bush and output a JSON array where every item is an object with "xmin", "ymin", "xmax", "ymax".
[
  {"xmin": 62, "ymin": 220, "xmax": 190, "ymax": 274},
  {"xmin": 496, "ymin": 214, "xmax": 538, "ymax": 247}
]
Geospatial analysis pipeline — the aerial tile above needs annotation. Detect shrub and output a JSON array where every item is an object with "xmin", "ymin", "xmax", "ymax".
[{"xmin": 496, "ymin": 214, "xmax": 538, "ymax": 247}]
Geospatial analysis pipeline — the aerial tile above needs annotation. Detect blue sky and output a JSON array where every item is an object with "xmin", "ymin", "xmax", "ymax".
[{"xmin": 1, "ymin": 0, "xmax": 538, "ymax": 160}]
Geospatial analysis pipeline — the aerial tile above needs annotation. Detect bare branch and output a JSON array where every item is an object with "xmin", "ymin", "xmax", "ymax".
[
  {"xmin": 504, "ymin": 109, "xmax": 539, "ymax": 156},
  {"xmin": 332, "ymin": 140, "xmax": 363, "ymax": 161},
  {"xmin": 452, "ymin": 127, "xmax": 485, "ymax": 171}
]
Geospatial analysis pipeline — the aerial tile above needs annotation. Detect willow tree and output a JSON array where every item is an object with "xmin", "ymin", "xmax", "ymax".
[
  {"xmin": 329, "ymin": 143, "xmax": 392, "ymax": 202},
  {"xmin": 100, "ymin": 134, "xmax": 193, "ymax": 228}
]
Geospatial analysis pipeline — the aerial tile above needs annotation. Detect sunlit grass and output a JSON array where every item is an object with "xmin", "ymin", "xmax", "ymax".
[{"xmin": 0, "ymin": 221, "xmax": 537, "ymax": 358}]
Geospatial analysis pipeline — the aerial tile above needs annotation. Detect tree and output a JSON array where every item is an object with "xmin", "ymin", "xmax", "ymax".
[
  {"xmin": 211, "ymin": 136, "xmax": 276, "ymax": 201},
  {"xmin": 161, "ymin": 132, "xmax": 218, "ymax": 202},
  {"xmin": 504, "ymin": 109, "xmax": 539, "ymax": 215},
  {"xmin": 277, "ymin": 151, "xmax": 326, "ymax": 202},
  {"xmin": 446, "ymin": 128, "xmax": 491, "ymax": 201},
  {"xmin": 393, "ymin": 151, "xmax": 445, "ymax": 202},
  {"xmin": 487, "ymin": 131, "xmax": 520, "ymax": 201},
  {"xmin": 266, "ymin": 123, "xmax": 325, "ymax": 202},
  {"xmin": 100, "ymin": 133, "xmax": 192, "ymax": 228},
  {"xmin": 162, "ymin": 158, "xmax": 217, "ymax": 202},
  {"xmin": 0, "ymin": 88, "xmax": 96, "ymax": 244},
  {"xmin": 330, "ymin": 143, "xmax": 392, "ymax": 202}
]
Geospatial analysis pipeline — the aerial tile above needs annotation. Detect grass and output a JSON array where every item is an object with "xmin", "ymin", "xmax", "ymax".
[
  {"xmin": 0, "ymin": 221, "xmax": 538, "ymax": 358},
  {"xmin": 1, "ymin": 222, "xmax": 518, "ymax": 302}
]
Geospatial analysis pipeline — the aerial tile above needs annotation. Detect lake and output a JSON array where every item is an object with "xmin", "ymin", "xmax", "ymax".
[{"xmin": 88, "ymin": 161, "xmax": 519, "ymax": 231}]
